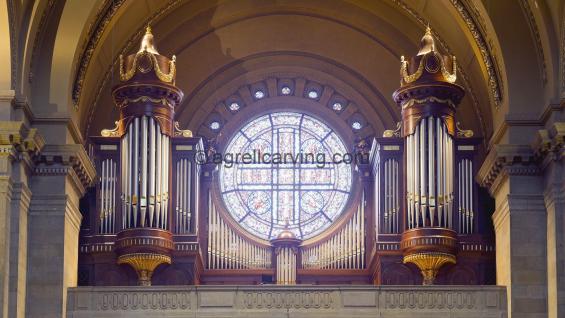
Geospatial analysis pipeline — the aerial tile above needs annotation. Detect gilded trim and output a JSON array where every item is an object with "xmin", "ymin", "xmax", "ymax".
[
  {"xmin": 119, "ymin": 52, "xmax": 176, "ymax": 83},
  {"xmin": 174, "ymin": 121, "xmax": 193, "ymax": 137},
  {"xmin": 101, "ymin": 121, "xmax": 120, "ymax": 137}
]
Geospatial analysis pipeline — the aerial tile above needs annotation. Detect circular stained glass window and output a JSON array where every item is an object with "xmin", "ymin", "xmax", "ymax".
[{"xmin": 219, "ymin": 112, "xmax": 352, "ymax": 240}]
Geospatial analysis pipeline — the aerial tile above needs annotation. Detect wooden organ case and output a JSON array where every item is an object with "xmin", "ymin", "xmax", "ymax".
[{"xmin": 78, "ymin": 27, "xmax": 494, "ymax": 286}]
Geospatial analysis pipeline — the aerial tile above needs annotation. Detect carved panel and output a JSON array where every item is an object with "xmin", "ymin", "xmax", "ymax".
[
  {"xmin": 240, "ymin": 291, "xmax": 335, "ymax": 309},
  {"xmin": 96, "ymin": 291, "xmax": 191, "ymax": 311},
  {"xmin": 382, "ymin": 290, "xmax": 476, "ymax": 310}
]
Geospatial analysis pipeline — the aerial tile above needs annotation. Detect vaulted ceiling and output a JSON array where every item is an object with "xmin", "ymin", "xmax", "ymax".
[{"xmin": 5, "ymin": 0, "xmax": 563, "ymax": 149}]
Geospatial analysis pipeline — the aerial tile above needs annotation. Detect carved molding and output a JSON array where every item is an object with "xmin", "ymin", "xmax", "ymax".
[
  {"xmin": 449, "ymin": 0, "xmax": 503, "ymax": 106},
  {"xmin": 72, "ymin": 0, "xmax": 127, "ymax": 108},
  {"xmin": 477, "ymin": 144, "xmax": 540, "ymax": 194}
]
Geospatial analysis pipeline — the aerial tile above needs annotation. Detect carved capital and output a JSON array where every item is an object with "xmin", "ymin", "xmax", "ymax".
[
  {"xmin": 477, "ymin": 144, "xmax": 540, "ymax": 194},
  {"xmin": 34, "ymin": 144, "xmax": 96, "ymax": 194},
  {"xmin": 532, "ymin": 122, "xmax": 565, "ymax": 167},
  {"xmin": 0, "ymin": 121, "xmax": 45, "ymax": 167}
]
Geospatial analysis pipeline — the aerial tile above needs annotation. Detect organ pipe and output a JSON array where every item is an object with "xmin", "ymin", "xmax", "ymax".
[
  {"xmin": 301, "ymin": 199, "xmax": 365, "ymax": 269},
  {"xmin": 458, "ymin": 158, "xmax": 474, "ymax": 234},
  {"xmin": 99, "ymin": 159, "xmax": 117, "ymax": 234},
  {"xmin": 403, "ymin": 117, "xmax": 454, "ymax": 229},
  {"xmin": 120, "ymin": 116, "xmax": 170, "ymax": 230},
  {"xmin": 207, "ymin": 198, "xmax": 271, "ymax": 269}
]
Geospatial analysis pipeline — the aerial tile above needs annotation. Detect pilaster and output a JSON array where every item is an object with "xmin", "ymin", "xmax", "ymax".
[
  {"xmin": 26, "ymin": 144, "xmax": 94, "ymax": 318},
  {"xmin": 533, "ymin": 122, "xmax": 565, "ymax": 318},
  {"xmin": 0, "ymin": 120, "xmax": 42, "ymax": 318},
  {"xmin": 478, "ymin": 144, "xmax": 547, "ymax": 318}
]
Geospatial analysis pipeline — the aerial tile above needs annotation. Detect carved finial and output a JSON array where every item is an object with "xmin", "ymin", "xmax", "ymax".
[
  {"xmin": 138, "ymin": 24, "xmax": 158, "ymax": 54},
  {"xmin": 418, "ymin": 24, "xmax": 436, "ymax": 56}
]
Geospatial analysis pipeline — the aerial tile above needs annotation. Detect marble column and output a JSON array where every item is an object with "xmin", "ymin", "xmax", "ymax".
[
  {"xmin": 26, "ymin": 144, "xmax": 94, "ymax": 318},
  {"xmin": 479, "ymin": 144, "xmax": 548, "ymax": 318}
]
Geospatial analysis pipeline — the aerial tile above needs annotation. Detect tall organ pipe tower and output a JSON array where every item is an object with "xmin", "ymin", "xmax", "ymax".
[
  {"xmin": 111, "ymin": 26, "xmax": 183, "ymax": 285},
  {"xmin": 393, "ymin": 27, "xmax": 464, "ymax": 285}
]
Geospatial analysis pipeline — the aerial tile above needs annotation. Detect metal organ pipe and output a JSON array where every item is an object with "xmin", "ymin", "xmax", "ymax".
[
  {"xmin": 301, "ymin": 198, "xmax": 365, "ymax": 270},
  {"xmin": 140, "ymin": 117, "xmax": 148, "ymax": 227},
  {"xmin": 404, "ymin": 117, "xmax": 454, "ymax": 230},
  {"xmin": 457, "ymin": 158, "xmax": 474, "ymax": 234},
  {"xmin": 149, "ymin": 119, "xmax": 156, "ymax": 227},
  {"xmin": 206, "ymin": 200, "xmax": 271, "ymax": 269},
  {"xmin": 120, "ymin": 116, "xmax": 170, "ymax": 231}
]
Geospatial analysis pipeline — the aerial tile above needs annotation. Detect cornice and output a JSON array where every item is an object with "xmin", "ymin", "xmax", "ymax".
[
  {"xmin": 34, "ymin": 144, "xmax": 96, "ymax": 192},
  {"xmin": 477, "ymin": 144, "xmax": 540, "ymax": 194}
]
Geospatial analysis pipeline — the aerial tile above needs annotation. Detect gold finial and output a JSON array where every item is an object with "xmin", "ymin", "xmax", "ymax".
[
  {"xmin": 138, "ymin": 24, "xmax": 159, "ymax": 54},
  {"xmin": 417, "ymin": 23, "xmax": 436, "ymax": 56}
]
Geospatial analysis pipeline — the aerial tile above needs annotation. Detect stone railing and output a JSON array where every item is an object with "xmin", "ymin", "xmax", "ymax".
[{"xmin": 67, "ymin": 285, "xmax": 506, "ymax": 317}]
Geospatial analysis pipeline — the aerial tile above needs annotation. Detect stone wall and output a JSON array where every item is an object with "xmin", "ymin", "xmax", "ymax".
[{"xmin": 67, "ymin": 285, "xmax": 507, "ymax": 318}]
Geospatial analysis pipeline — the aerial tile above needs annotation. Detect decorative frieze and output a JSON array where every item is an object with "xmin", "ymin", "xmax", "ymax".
[
  {"xmin": 67, "ymin": 286, "xmax": 507, "ymax": 316},
  {"xmin": 241, "ymin": 290, "xmax": 334, "ymax": 309}
]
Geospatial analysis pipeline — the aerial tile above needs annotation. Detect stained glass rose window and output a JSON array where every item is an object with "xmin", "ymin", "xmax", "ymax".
[{"xmin": 219, "ymin": 112, "xmax": 352, "ymax": 239}]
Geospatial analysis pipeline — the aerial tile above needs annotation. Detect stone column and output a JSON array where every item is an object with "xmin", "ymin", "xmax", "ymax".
[
  {"xmin": 478, "ymin": 144, "xmax": 548, "ymax": 318},
  {"xmin": 0, "ymin": 163, "xmax": 12, "ymax": 318},
  {"xmin": 26, "ymin": 145, "xmax": 94, "ymax": 318},
  {"xmin": 0, "ymin": 120, "xmax": 43, "ymax": 318},
  {"xmin": 534, "ymin": 123, "xmax": 565, "ymax": 318}
]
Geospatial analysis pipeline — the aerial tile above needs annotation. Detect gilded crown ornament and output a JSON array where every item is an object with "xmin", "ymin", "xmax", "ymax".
[
  {"xmin": 393, "ymin": 26, "xmax": 464, "ymax": 137},
  {"xmin": 111, "ymin": 25, "xmax": 183, "ymax": 137}
]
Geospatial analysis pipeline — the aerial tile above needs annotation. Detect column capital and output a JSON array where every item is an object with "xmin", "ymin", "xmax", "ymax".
[
  {"xmin": 34, "ymin": 144, "xmax": 96, "ymax": 196},
  {"xmin": 477, "ymin": 144, "xmax": 540, "ymax": 195},
  {"xmin": 0, "ymin": 121, "xmax": 44, "ymax": 173},
  {"xmin": 532, "ymin": 122, "xmax": 565, "ymax": 168}
]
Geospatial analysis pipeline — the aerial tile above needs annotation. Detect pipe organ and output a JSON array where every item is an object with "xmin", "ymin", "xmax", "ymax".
[{"xmin": 79, "ymin": 27, "xmax": 493, "ymax": 287}]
